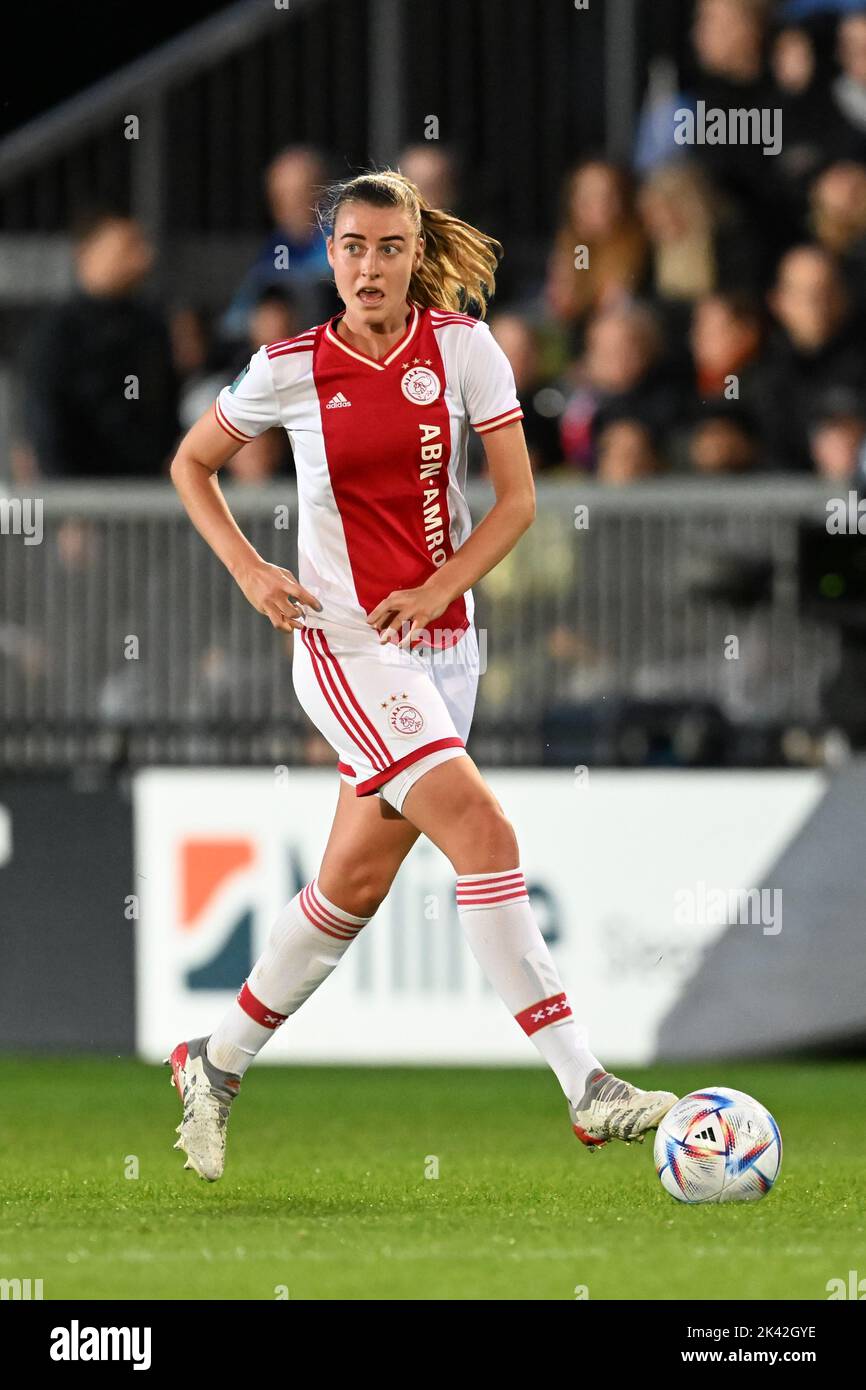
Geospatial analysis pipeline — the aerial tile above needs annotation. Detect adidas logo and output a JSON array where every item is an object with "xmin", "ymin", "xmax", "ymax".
[
  {"xmin": 695, "ymin": 1126, "xmax": 717, "ymax": 1143},
  {"xmin": 326, "ymin": 392, "xmax": 352, "ymax": 409}
]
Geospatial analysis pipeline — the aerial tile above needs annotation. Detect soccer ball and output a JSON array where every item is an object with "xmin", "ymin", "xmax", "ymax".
[{"xmin": 654, "ymin": 1086, "xmax": 782, "ymax": 1204}]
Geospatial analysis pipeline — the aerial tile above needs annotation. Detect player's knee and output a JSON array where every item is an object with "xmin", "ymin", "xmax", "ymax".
[
  {"xmin": 324, "ymin": 869, "xmax": 392, "ymax": 920},
  {"xmin": 452, "ymin": 799, "xmax": 518, "ymax": 870}
]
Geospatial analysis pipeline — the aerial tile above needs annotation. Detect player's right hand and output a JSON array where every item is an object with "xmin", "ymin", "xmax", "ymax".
[{"xmin": 234, "ymin": 559, "xmax": 323, "ymax": 631}]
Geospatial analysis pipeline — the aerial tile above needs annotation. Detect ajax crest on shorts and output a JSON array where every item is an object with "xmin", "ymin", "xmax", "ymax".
[{"xmin": 382, "ymin": 692, "xmax": 426, "ymax": 736}]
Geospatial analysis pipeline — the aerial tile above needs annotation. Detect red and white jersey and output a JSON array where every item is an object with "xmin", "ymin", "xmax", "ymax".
[{"xmin": 214, "ymin": 298, "xmax": 523, "ymax": 649}]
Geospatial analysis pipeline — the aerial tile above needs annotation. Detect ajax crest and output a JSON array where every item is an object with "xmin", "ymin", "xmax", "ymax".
[
  {"xmin": 401, "ymin": 366, "xmax": 441, "ymax": 405},
  {"xmin": 387, "ymin": 699, "xmax": 425, "ymax": 736}
]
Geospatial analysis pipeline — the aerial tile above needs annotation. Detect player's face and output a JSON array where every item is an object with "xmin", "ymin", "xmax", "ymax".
[{"xmin": 327, "ymin": 203, "xmax": 423, "ymax": 326}]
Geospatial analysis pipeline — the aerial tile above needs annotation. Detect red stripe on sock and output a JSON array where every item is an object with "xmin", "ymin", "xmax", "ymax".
[
  {"xmin": 310, "ymin": 879, "xmax": 368, "ymax": 931},
  {"xmin": 237, "ymin": 982, "xmax": 288, "ymax": 1030},
  {"xmin": 456, "ymin": 871, "xmax": 527, "ymax": 906},
  {"xmin": 457, "ymin": 871, "xmax": 525, "ymax": 888},
  {"xmin": 301, "ymin": 884, "xmax": 353, "ymax": 939},
  {"xmin": 458, "ymin": 890, "xmax": 529, "ymax": 907},
  {"xmin": 300, "ymin": 881, "xmax": 368, "ymax": 940},
  {"xmin": 514, "ymin": 992, "xmax": 573, "ymax": 1036},
  {"xmin": 457, "ymin": 883, "xmax": 526, "ymax": 898}
]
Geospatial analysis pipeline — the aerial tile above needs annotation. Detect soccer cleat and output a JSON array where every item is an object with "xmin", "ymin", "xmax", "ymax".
[
  {"xmin": 569, "ymin": 1069, "xmax": 678, "ymax": 1151},
  {"xmin": 164, "ymin": 1036, "xmax": 241, "ymax": 1182}
]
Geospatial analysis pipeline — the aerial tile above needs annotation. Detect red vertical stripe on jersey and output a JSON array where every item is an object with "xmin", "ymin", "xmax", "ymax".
[{"xmin": 314, "ymin": 309, "xmax": 469, "ymax": 649}]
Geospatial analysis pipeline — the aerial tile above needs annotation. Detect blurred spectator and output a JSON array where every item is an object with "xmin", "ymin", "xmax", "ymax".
[
  {"xmin": 559, "ymin": 302, "xmax": 683, "ymax": 469},
  {"xmin": 634, "ymin": 54, "xmax": 692, "ymax": 175},
  {"xmin": 686, "ymin": 0, "xmax": 794, "ymax": 259},
  {"xmin": 767, "ymin": 23, "xmax": 845, "ymax": 233},
  {"xmin": 674, "ymin": 291, "xmax": 763, "ymax": 473},
  {"xmin": 396, "ymin": 144, "xmax": 459, "ymax": 212},
  {"xmin": 690, "ymin": 291, "xmax": 763, "ymax": 400},
  {"xmin": 686, "ymin": 410, "xmax": 759, "ymax": 474},
  {"xmin": 831, "ymin": 12, "xmax": 866, "ymax": 155},
  {"xmin": 691, "ymin": 0, "xmax": 769, "ymax": 88},
  {"xmin": 688, "ymin": 0, "xmax": 774, "ymax": 140},
  {"xmin": 247, "ymin": 287, "xmax": 301, "ymax": 348},
  {"xmin": 809, "ymin": 160, "xmax": 866, "ymax": 316},
  {"xmin": 638, "ymin": 162, "xmax": 763, "ymax": 338},
  {"xmin": 809, "ymin": 159, "xmax": 866, "ymax": 252},
  {"xmin": 544, "ymin": 161, "xmax": 648, "ymax": 346},
  {"xmin": 769, "ymin": 24, "xmax": 859, "ymax": 230},
  {"xmin": 688, "ymin": 0, "xmax": 774, "ymax": 135},
  {"xmin": 754, "ymin": 244, "xmax": 866, "ymax": 469},
  {"xmin": 220, "ymin": 145, "xmax": 336, "ymax": 342},
  {"xmin": 223, "ymin": 289, "xmax": 298, "ymax": 485},
  {"xmin": 635, "ymin": 0, "xmax": 769, "ymax": 176},
  {"xmin": 771, "ymin": 24, "xmax": 817, "ymax": 99},
  {"xmin": 170, "ymin": 306, "xmax": 230, "ymax": 432},
  {"xmin": 17, "ymin": 212, "xmax": 179, "ymax": 480},
  {"xmin": 395, "ymin": 141, "xmax": 528, "ymax": 303},
  {"xmin": 808, "ymin": 403, "xmax": 866, "ymax": 480},
  {"xmin": 488, "ymin": 312, "xmax": 564, "ymax": 472},
  {"xmin": 171, "ymin": 305, "xmax": 210, "ymax": 382},
  {"xmin": 596, "ymin": 420, "xmax": 661, "ymax": 484}
]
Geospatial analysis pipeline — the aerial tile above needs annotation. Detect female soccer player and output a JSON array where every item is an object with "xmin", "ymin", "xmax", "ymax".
[{"xmin": 166, "ymin": 169, "xmax": 677, "ymax": 1180}]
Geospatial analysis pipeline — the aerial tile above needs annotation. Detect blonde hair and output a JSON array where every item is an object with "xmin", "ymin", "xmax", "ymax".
[{"xmin": 316, "ymin": 168, "xmax": 502, "ymax": 318}]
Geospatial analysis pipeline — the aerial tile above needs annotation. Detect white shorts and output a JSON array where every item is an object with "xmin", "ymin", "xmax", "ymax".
[{"xmin": 291, "ymin": 621, "xmax": 480, "ymax": 814}]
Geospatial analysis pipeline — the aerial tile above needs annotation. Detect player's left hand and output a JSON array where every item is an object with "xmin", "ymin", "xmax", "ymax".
[{"xmin": 366, "ymin": 579, "xmax": 451, "ymax": 648}]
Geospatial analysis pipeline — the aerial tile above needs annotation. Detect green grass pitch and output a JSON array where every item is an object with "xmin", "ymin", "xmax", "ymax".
[{"xmin": 1, "ymin": 1058, "xmax": 862, "ymax": 1300}]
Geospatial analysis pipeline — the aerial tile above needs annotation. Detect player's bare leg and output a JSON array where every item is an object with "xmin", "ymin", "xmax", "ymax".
[
  {"xmin": 315, "ymin": 778, "xmax": 422, "ymax": 918},
  {"xmin": 400, "ymin": 756, "xmax": 677, "ymax": 1151},
  {"xmin": 168, "ymin": 782, "xmax": 420, "ymax": 1179}
]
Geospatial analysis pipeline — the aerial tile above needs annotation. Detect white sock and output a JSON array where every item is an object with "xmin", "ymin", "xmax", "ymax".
[
  {"xmin": 206, "ymin": 878, "xmax": 373, "ymax": 1076},
  {"xmin": 455, "ymin": 867, "xmax": 604, "ymax": 1109}
]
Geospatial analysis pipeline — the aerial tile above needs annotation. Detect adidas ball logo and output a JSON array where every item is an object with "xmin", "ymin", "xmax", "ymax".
[
  {"xmin": 695, "ymin": 1125, "xmax": 717, "ymax": 1143},
  {"xmin": 326, "ymin": 392, "xmax": 352, "ymax": 409}
]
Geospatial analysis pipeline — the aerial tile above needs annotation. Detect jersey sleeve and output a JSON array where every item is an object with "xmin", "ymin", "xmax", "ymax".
[
  {"xmin": 460, "ymin": 321, "xmax": 524, "ymax": 435},
  {"xmin": 214, "ymin": 345, "xmax": 281, "ymax": 442}
]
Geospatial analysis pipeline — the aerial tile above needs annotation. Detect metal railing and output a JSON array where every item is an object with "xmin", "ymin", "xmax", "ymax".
[{"xmin": 0, "ymin": 478, "xmax": 846, "ymax": 769}]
